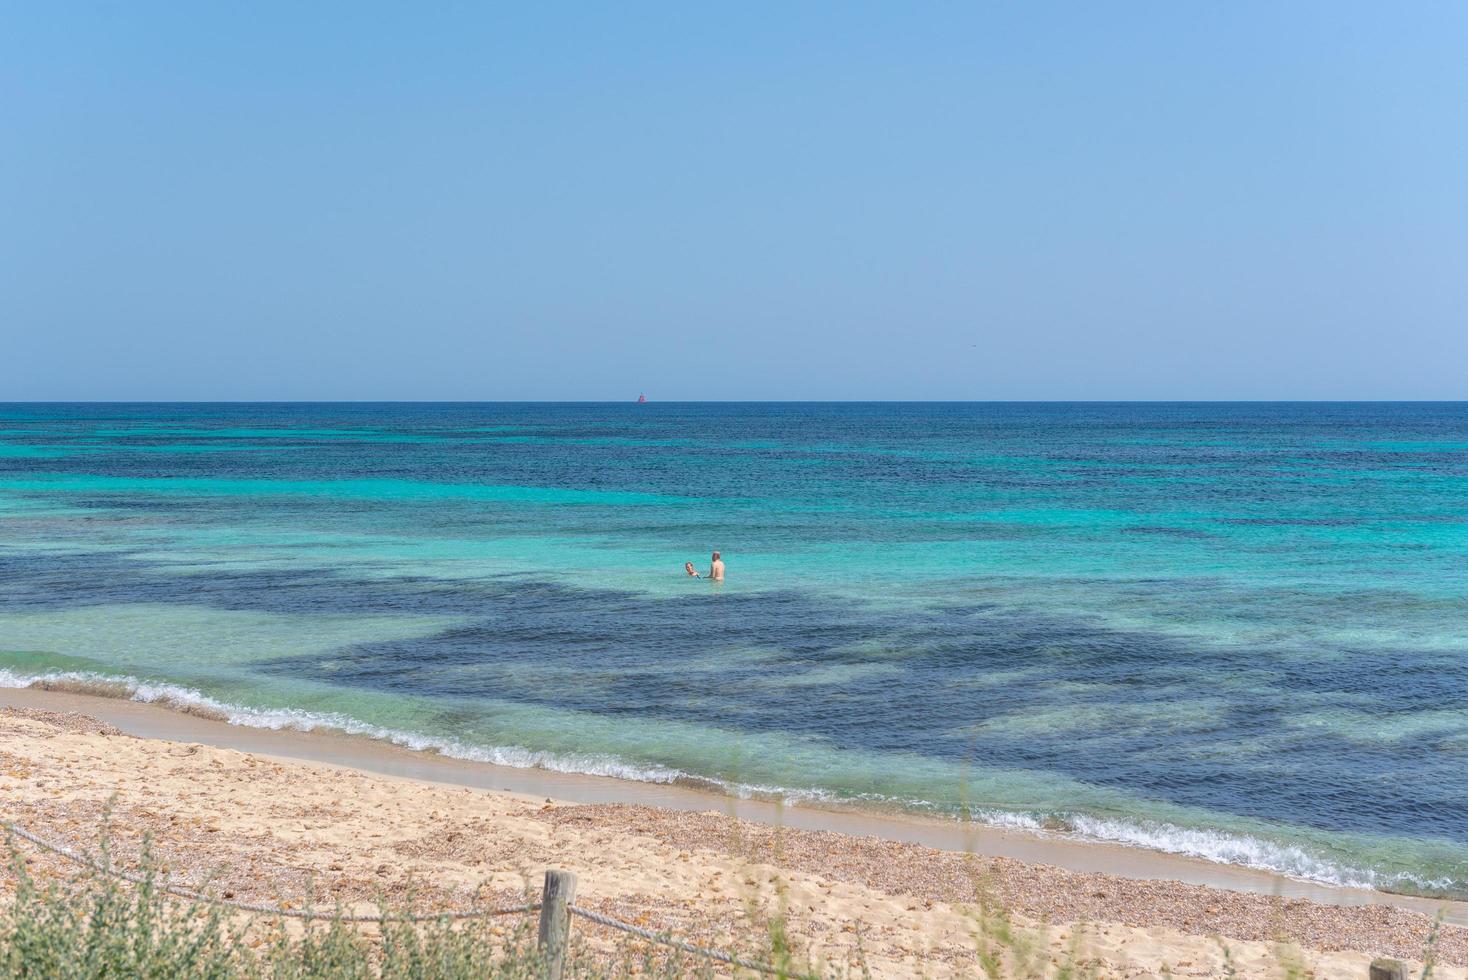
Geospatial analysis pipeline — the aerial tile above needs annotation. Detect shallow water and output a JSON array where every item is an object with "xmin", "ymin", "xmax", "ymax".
[{"xmin": 0, "ymin": 402, "xmax": 1465, "ymax": 895}]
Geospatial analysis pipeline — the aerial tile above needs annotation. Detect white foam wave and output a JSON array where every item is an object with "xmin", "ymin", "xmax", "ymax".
[
  {"xmin": 0, "ymin": 668, "xmax": 687, "ymax": 786},
  {"xmin": 969, "ymin": 807, "xmax": 1456, "ymax": 895},
  {"xmin": 1069, "ymin": 814, "xmax": 1379, "ymax": 888},
  {"xmin": 967, "ymin": 809, "xmax": 1046, "ymax": 831}
]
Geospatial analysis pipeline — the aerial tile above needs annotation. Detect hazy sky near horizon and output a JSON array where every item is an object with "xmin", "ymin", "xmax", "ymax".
[{"xmin": 2, "ymin": 2, "xmax": 1465, "ymax": 401}]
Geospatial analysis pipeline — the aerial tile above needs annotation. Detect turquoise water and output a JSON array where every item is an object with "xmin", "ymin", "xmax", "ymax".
[{"xmin": 1, "ymin": 402, "xmax": 1465, "ymax": 895}]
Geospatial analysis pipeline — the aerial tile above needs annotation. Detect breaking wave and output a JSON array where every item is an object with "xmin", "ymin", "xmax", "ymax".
[
  {"xmin": 967, "ymin": 809, "xmax": 1457, "ymax": 896},
  {"xmin": 0, "ymin": 668, "xmax": 689, "ymax": 786}
]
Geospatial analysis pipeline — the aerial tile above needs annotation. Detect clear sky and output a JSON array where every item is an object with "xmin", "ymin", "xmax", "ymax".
[{"xmin": 2, "ymin": 2, "xmax": 1465, "ymax": 401}]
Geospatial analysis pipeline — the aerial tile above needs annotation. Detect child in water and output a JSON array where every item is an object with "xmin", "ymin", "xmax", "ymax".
[{"xmin": 684, "ymin": 561, "xmax": 701, "ymax": 578}]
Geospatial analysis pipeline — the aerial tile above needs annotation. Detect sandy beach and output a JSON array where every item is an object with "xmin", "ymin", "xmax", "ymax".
[{"xmin": 0, "ymin": 691, "xmax": 1461, "ymax": 978}]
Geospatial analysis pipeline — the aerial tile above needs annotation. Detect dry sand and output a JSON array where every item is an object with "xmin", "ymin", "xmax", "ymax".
[{"xmin": 0, "ymin": 706, "xmax": 1460, "ymax": 978}]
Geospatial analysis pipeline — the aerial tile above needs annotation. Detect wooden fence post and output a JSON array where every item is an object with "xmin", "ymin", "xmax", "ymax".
[
  {"xmin": 538, "ymin": 870, "xmax": 578, "ymax": 980},
  {"xmin": 1368, "ymin": 958, "xmax": 1406, "ymax": 980}
]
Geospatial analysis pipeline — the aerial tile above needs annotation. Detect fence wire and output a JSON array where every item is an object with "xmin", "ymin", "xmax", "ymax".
[
  {"xmin": 5, "ymin": 817, "xmax": 809, "ymax": 976},
  {"xmin": 569, "ymin": 904, "xmax": 798, "ymax": 976},
  {"xmin": 2, "ymin": 820, "xmax": 538, "ymax": 922}
]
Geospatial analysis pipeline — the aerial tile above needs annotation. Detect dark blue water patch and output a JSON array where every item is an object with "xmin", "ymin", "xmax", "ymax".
[
  {"xmin": 1220, "ymin": 517, "xmax": 1366, "ymax": 527},
  {"xmin": 0, "ymin": 550, "xmax": 502, "ymax": 617},
  {"xmin": 1120, "ymin": 526, "xmax": 1218, "ymax": 539},
  {"xmin": 140, "ymin": 572, "xmax": 1454, "ymax": 842},
  {"xmin": 7, "ymin": 547, "xmax": 1465, "ymax": 721}
]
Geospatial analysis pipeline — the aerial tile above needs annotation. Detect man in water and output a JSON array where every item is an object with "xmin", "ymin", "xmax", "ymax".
[{"xmin": 708, "ymin": 551, "xmax": 725, "ymax": 582}]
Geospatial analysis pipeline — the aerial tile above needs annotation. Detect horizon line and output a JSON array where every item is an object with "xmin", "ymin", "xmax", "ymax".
[{"xmin": 3, "ymin": 399, "xmax": 1467, "ymax": 406}]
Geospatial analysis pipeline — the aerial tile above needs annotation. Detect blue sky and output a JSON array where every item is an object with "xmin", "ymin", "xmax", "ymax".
[{"xmin": 2, "ymin": 2, "xmax": 1464, "ymax": 400}]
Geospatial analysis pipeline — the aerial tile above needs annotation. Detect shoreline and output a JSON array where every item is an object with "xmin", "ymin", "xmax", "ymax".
[
  {"xmin": 3, "ymin": 696, "xmax": 1466, "ymax": 976},
  {"xmin": 4, "ymin": 685, "xmax": 1462, "ymax": 928}
]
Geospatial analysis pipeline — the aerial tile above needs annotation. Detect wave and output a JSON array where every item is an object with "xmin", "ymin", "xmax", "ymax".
[
  {"xmin": 0, "ymin": 667, "xmax": 1457, "ymax": 899},
  {"xmin": 0, "ymin": 668, "xmax": 691, "ymax": 786},
  {"xmin": 967, "ymin": 809, "xmax": 1458, "ymax": 897}
]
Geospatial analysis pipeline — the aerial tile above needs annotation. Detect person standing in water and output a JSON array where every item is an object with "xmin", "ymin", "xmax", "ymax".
[{"xmin": 708, "ymin": 551, "xmax": 725, "ymax": 582}]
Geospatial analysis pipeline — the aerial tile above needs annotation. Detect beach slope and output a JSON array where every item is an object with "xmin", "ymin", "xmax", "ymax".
[{"xmin": 0, "ymin": 706, "xmax": 1460, "ymax": 978}]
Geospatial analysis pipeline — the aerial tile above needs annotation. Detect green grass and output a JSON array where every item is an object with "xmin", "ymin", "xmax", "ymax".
[
  {"xmin": 0, "ymin": 835, "xmax": 730, "ymax": 979},
  {"xmin": 0, "ymin": 834, "xmax": 1091, "ymax": 979},
  {"xmin": 0, "ymin": 832, "xmax": 1450, "ymax": 979}
]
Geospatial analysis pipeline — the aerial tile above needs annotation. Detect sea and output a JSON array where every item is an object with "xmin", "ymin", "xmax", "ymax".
[{"xmin": 1, "ymin": 402, "xmax": 1465, "ymax": 897}]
